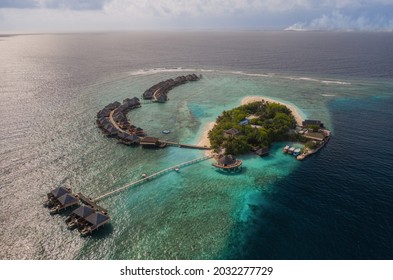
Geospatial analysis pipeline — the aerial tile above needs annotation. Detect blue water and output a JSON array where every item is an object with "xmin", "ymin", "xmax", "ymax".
[{"xmin": 1, "ymin": 32, "xmax": 393, "ymax": 260}]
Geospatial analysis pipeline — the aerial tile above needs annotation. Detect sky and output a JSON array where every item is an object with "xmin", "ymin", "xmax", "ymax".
[{"xmin": 1, "ymin": 0, "xmax": 393, "ymax": 33}]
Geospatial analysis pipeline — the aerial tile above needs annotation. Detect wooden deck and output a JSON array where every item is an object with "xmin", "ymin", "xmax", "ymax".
[
  {"xmin": 161, "ymin": 140, "xmax": 211, "ymax": 150},
  {"xmin": 93, "ymin": 155, "xmax": 214, "ymax": 202}
]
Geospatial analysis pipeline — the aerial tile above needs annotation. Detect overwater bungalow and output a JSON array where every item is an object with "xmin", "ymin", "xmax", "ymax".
[
  {"xmin": 140, "ymin": 137, "xmax": 165, "ymax": 148},
  {"xmin": 49, "ymin": 193, "xmax": 79, "ymax": 215},
  {"xmin": 79, "ymin": 211, "xmax": 111, "ymax": 236},
  {"xmin": 118, "ymin": 133, "xmax": 140, "ymax": 145},
  {"xmin": 44, "ymin": 186, "xmax": 72, "ymax": 207},
  {"xmin": 65, "ymin": 205, "xmax": 95, "ymax": 229},
  {"xmin": 103, "ymin": 124, "xmax": 119, "ymax": 137},
  {"xmin": 212, "ymin": 154, "xmax": 242, "ymax": 171},
  {"xmin": 152, "ymin": 88, "xmax": 168, "ymax": 103},
  {"xmin": 97, "ymin": 108, "xmax": 111, "ymax": 118}
]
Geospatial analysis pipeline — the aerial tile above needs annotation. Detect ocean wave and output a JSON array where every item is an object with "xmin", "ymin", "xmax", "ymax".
[
  {"xmin": 128, "ymin": 67, "xmax": 214, "ymax": 76},
  {"xmin": 321, "ymin": 94, "xmax": 337, "ymax": 97},
  {"xmin": 128, "ymin": 67, "xmax": 350, "ymax": 85}
]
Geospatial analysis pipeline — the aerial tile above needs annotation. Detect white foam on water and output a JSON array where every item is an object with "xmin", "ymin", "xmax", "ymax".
[{"xmin": 128, "ymin": 67, "xmax": 351, "ymax": 86}]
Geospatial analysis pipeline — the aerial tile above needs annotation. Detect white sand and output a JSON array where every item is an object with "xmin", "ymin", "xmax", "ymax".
[
  {"xmin": 241, "ymin": 96, "xmax": 304, "ymax": 126},
  {"xmin": 197, "ymin": 96, "xmax": 304, "ymax": 154}
]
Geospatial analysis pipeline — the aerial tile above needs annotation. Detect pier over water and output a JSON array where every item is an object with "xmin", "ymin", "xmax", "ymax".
[{"xmin": 93, "ymin": 155, "xmax": 214, "ymax": 202}]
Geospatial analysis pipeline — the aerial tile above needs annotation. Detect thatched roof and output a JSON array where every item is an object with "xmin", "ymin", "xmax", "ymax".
[{"xmin": 217, "ymin": 154, "xmax": 237, "ymax": 166}]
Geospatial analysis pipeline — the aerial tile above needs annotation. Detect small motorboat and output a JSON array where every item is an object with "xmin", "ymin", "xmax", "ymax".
[
  {"xmin": 162, "ymin": 130, "xmax": 171, "ymax": 134},
  {"xmin": 175, "ymin": 167, "xmax": 180, "ymax": 172},
  {"xmin": 142, "ymin": 173, "xmax": 147, "ymax": 178}
]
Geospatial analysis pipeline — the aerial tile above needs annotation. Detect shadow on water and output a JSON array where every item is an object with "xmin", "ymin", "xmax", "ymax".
[
  {"xmin": 215, "ymin": 166, "xmax": 247, "ymax": 176},
  {"xmin": 87, "ymin": 224, "xmax": 114, "ymax": 240}
]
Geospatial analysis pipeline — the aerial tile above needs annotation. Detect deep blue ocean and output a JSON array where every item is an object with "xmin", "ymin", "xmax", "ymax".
[{"xmin": 1, "ymin": 31, "xmax": 393, "ymax": 260}]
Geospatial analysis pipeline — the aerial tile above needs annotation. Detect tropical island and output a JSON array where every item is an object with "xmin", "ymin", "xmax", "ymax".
[
  {"xmin": 208, "ymin": 100, "xmax": 298, "ymax": 154},
  {"xmin": 205, "ymin": 96, "xmax": 330, "ymax": 161}
]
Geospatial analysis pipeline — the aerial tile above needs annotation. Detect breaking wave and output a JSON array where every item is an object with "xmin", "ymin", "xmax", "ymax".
[{"xmin": 128, "ymin": 67, "xmax": 351, "ymax": 85}]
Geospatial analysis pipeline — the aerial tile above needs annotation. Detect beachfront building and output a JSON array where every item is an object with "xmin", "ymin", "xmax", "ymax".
[{"xmin": 302, "ymin": 119, "xmax": 324, "ymax": 128}]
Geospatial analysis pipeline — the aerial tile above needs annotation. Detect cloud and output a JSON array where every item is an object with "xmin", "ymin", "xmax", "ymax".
[
  {"xmin": 0, "ymin": 0, "xmax": 39, "ymax": 9},
  {"xmin": 0, "ymin": 0, "xmax": 109, "ymax": 10},
  {"xmin": 1, "ymin": 0, "xmax": 393, "ymax": 32},
  {"xmin": 285, "ymin": 11, "xmax": 393, "ymax": 31},
  {"xmin": 44, "ymin": 0, "xmax": 110, "ymax": 10}
]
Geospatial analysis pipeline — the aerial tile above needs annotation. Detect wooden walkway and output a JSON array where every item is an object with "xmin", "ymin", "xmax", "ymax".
[
  {"xmin": 93, "ymin": 155, "xmax": 214, "ymax": 202},
  {"xmin": 109, "ymin": 110, "xmax": 126, "ymax": 133},
  {"xmin": 161, "ymin": 140, "xmax": 211, "ymax": 150}
]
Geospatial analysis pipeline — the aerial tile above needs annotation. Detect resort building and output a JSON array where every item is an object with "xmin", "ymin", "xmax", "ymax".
[
  {"xmin": 302, "ymin": 119, "xmax": 324, "ymax": 128},
  {"xmin": 224, "ymin": 128, "xmax": 240, "ymax": 138},
  {"xmin": 212, "ymin": 154, "xmax": 242, "ymax": 171}
]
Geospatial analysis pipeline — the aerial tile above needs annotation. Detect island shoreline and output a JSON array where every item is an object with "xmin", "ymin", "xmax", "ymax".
[{"xmin": 197, "ymin": 95, "xmax": 305, "ymax": 153}]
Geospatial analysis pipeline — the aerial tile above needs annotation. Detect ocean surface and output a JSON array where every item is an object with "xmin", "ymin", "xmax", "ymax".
[{"xmin": 1, "ymin": 31, "xmax": 393, "ymax": 260}]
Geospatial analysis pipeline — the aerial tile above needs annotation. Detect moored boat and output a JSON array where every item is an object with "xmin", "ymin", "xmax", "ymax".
[
  {"xmin": 288, "ymin": 147, "xmax": 296, "ymax": 154},
  {"xmin": 283, "ymin": 145, "xmax": 290, "ymax": 153},
  {"xmin": 293, "ymin": 148, "xmax": 301, "ymax": 157}
]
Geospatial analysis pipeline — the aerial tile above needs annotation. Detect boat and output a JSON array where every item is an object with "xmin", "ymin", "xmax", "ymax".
[
  {"xmin": 283, "ymin": 145, "xmax": 290, "ymax": 153},
  {"xmin": 175, "ymin": 167, "xmax": 180, "ymax": 172},
  {"xmin": 142, "ymin": 173, "xmax": 147, "ymax": 178},
  {"xmin": 162, "ymin": 130, "xmax": 171, "ymax": 134},
  {"xmin": 293, "ymin": 148, "xmax": 301, "ymax": 157},
  {"xmin": 288, "ymin": 147, "xmax": 296, "ymax": 154}
]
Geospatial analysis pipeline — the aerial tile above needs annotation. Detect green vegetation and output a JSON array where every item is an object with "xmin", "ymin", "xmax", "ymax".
[{"xmin": 208, "ymin": 101, "xmax": 297, "ymax": 155}]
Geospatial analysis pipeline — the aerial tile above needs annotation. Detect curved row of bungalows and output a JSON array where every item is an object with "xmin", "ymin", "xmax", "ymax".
[
  {"xmin": 117, "ymin": 132, "xmax": 140, "ymax": 145},
  {"xmin": 65, "ymin": 205, "xmax": 110, "ymax": 236},
  {"xmin": 96, "ymin": 101, "xmax": 121, "ymax": 118},
  {"xmin": 142, "ymin": 74, "xmax": 200, "ymax": 102},
  {"xmin": 44, "ymin": 186, "xmax": 80, "ymax": 215}
]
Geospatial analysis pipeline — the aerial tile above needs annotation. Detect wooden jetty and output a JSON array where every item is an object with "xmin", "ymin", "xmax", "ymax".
[
  {"xmin": 93, "ymin": 155, "xmax": 214, "ymax": 202},
  {"xmin": 161, "ymin": 140, "xmax": 211, "ymax": 150}
]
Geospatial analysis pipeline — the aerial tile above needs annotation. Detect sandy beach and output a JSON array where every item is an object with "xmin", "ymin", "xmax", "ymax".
[{"xmin": 196, "ymin": 96, "xmax": 305, "ymax": 152}]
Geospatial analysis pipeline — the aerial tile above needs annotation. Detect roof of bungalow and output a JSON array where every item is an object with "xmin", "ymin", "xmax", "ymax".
[
  {"xmin": 57, "ymin": 193, "xmax": 79, "ymax": 207},
  {"xmin": 153, "ymin": 92, "xmax": 168, "ymax": 103},
  {"xmin": 213, "ymin": 154, "xmax": 243, "ymax": 169},
  {"xmin": 85, "ymin": 212, "xmax": 110, "ymax": 227},
  {"xmin": 239, "ymin": 118, "xmax": 250, "ymax": 125},
  {"xmin": 125, "ymin": 134, "xmax": 140, "ymax": 142},
  {"xmin": 218, "ymin": 154, "xmax": 237, "ymax": 166},
  {"xmin": 304, "ymin": 132, "xmax": 326, "ymax": 141},
  {"xmin": 140, "ymin": 137, "xmax": 159, "ymax": 145},
  {"xmin": 118, "ymin": 132, "xmax": 130, "ymax": 140},
  {"xmin": 51, "ymin": 186, "xmax": 71, "ymax": 198},
  {"xmin": 97, "ymin": 108, "xmax": 111, "ymax": 118},
  {"xmin": 302, "ymin": 119, "xmax": 324, "ymax": 127},
  {"xmin": 224, "ymin": 128, "xmax": 240, "ymax": 136},
  {"xmin": 72, "ymin": 205, "xmax": 95, "ymax": 218}
]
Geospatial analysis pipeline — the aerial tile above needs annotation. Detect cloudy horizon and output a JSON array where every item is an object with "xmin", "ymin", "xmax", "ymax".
[{"xmin": 1, "ymin": 0, "xmax": 393, "ymax": 33}]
